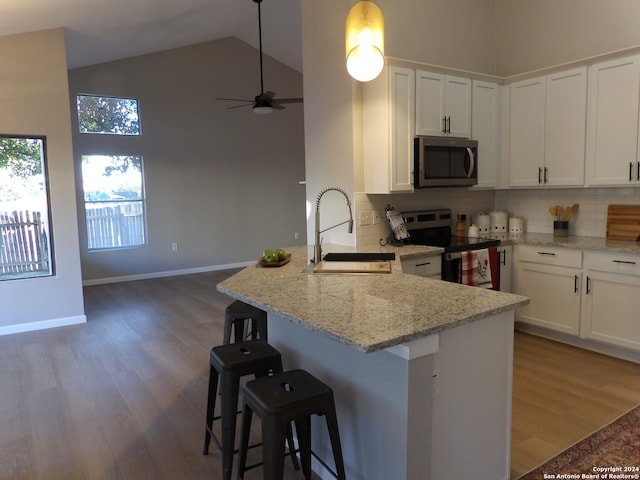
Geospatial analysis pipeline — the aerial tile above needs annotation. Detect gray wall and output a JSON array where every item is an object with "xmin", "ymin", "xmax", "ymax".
[
  {"xmin": 68, "ymin": 37, "xmax": 307, "ymax": 282},
  {"xmin": 0, "ymin": 29, "xmax": 85, "ymax": 332}
]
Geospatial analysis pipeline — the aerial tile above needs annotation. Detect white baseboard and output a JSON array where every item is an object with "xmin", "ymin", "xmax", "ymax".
[
  {"xmin": 0, "ymin": 315, "xmax": 86, "ymax": 337},
  {"xmin": 82, "ymin": 261, "xmax": 254, "ymax": 286}
]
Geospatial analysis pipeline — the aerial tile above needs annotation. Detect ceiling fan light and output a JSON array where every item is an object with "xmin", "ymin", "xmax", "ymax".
[
  {"xmin": 253, "ymin": 105, "xmax": 273, "ymax": 115},
  {"xmin": 346, "ymin": 0, "xmax": 384, "ymax": 82}
]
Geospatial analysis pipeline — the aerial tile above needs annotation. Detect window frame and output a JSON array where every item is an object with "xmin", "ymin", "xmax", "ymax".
[
  {"xmin": 0, "ymin": 134, "xmax": 55, "ymax": 281},
  {"xmin": 76, "ymin": 94, "xmax": 142, "ymax": 136},
  {"xmin": 80, "ymin": 154, "xmax": 148, "ymax": 252}
]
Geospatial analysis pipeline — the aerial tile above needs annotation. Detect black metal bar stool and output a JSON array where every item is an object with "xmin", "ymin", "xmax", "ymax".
[
  {"xmin": 224, "ymin": 300, "xmax": 268, "ymax": 345},
  {"xmin": 203, "ymin": 340, "xmax": 299, "ymax": 480},
  {"xmin": 237, "ymin": 369, "xmax": 347, "ymax": 480}
]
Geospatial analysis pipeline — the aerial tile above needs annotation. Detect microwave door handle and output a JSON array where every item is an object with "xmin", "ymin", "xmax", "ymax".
[{"xmin": 465, "ymin": 147, "xmax": 476, "ymax": 178}]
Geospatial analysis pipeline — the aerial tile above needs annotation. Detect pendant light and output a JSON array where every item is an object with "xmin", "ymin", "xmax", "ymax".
[{"xmin": 345, "ymin": 0, "xmax": 385, "ymax": 82}]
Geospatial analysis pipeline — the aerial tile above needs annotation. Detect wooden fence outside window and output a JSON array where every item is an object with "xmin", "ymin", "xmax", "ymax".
[{"xmin": 0, "ymin": 210, "xmax": 50, "ymax": 278}]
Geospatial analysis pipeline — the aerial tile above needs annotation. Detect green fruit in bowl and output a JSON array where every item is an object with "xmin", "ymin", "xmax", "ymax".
[
  {"xmin": 262, "ymin": 249, "xmax": 278, "ymax": 263},
  {"xmin": 275, "ymin": 248, "xmax": 287, "ymax": 261}
]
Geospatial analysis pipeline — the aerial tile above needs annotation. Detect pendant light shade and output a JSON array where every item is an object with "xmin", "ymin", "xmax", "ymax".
[{"xmin": 345, "ymin": 0, "xmax": 384, "ymax": 82}]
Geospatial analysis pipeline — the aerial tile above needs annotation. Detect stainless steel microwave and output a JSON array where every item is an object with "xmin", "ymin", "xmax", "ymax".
[{"xmin": 414, "ymin": 136, "xmax": 478, "ymax": 188}]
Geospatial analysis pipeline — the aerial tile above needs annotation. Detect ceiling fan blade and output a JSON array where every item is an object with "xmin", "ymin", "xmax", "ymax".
[
  {"xmin": 216, "ymin": 97, "xmax": 254, "ymax": 103},
  {"xmin": 273, "ymin": 98, "xmax": 304, "ymax": 104},
  {"xmin": 226, "ymin": 103, "xmax": 254, "ymax": 110},
  {"xmin": 270, "ymin": 103, "xmax": 286, "ymax": 110}
]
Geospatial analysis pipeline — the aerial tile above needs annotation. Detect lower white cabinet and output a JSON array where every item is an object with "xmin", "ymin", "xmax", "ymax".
[
  {"xmin": 514, "ymin": 246, "xmax": 640, "ymax": 353},
  {"xmin": 581, "ymin": 252, "xmax": 640, "ymax": 351},
  {"xmin": 401, "ymin": 253, "xmax": 441, "ymax": 279},
  {"xmin": 497, "ymin": 245, "xmax": 512, "ymax": 293},
  {"xmin": 514, "ymin": 249, "xmax": 582, "ymax": 335}
]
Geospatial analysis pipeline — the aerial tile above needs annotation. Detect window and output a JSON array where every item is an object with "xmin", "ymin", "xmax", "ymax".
[
  {"xmin": 81, "ymin": 155, "xmax": 146, "ymax": 250},
  {"xmin": 0, "ymin": 135, "xmax": 53, "ymax": 280},
  {"xmin": 76, "ymin": 95, "xmax": 141, "ymax": 135}
]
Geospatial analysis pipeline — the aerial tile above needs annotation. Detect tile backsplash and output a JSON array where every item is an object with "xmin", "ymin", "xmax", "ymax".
[
  {"xmin": 355, "ymin": 187, "xmax": 640, "ymax": 246},
  {"xmin": 495, "ymin": 187, "xmax": 640, "ymax": 237}
]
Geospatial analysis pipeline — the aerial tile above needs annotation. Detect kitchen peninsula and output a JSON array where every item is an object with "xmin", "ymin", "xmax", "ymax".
[{"xmin": 217, "ymin": 244, "xmax": 529, "ymax": 480}]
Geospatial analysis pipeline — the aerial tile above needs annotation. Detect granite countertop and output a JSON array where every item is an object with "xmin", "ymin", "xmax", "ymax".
[
  {"xmin": 489, "ymin": 232, "xmax": 640, "ymax": 255},
  {"xmin": 217, "ymin": 244, "xmax": 529, "ymax": 353}
]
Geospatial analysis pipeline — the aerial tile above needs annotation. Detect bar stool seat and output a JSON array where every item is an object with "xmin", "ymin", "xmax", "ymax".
[
  {"xmin": 237, "ymin": 369, "xmax": 347, "ymax": 480},
  {"xmin": 203, "ymin": 340, "xmax": 298, "ymax": 480},
  {"xmin": 224, "ymin": 300, "xmax": 268, "ymax": 345}
]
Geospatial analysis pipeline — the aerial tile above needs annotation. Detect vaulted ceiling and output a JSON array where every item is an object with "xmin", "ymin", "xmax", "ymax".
[{"xmin": 0, "ymin": 0, "xmax": 302, "ymax": 71}]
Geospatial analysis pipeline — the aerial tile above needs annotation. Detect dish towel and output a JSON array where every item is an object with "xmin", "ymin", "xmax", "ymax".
[{"xmin": 460, "ymin": 248, "xmax": 494, "ymax": 288}]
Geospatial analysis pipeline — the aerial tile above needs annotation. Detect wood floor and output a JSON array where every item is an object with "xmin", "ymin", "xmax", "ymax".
[
  {"xmin": 510, "ymin": 331, "xmax": 640, "ymax": 478},
  {"xmin": 0, "ymin": 269, "xmax": 638, "ymax": 479}
]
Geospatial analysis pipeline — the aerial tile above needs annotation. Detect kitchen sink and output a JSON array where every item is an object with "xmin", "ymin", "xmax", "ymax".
[{"xmin": 322, "ymin": 252, "xmax": 395, "ymax": 262}]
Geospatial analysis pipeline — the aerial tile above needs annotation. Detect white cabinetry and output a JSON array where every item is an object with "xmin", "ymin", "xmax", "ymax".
[
  {"xmin": 582, "ymin": 251, "xmax": 640, "ymax": 351},
  {"xmin": 509, "ymin": 67, "xmax": 587, "ymax": 187},
  {"xmin": 497, "ymin": 245, "xmax": 512, "ymax": 293},
  {"xmin": 472, "ymin": 80, "xmax": 502, "ymax": 188},
  {"xmin": 401, "ymin": 252, "xmax": 442, "ymax": 279},
  {"xmin": 363, "ymin": 66, "xmax": 415, "ymax": 193},
  {"xmin": 416, "ymin": 71, "xmax": 471, "ymax": 138},
  {"xmin": 514, "ymin": 245, "xmax": 583, "ymax": 335},
  {"xmin": 586, "ymin": 55, "xmax": 640, "ymax": 186}
]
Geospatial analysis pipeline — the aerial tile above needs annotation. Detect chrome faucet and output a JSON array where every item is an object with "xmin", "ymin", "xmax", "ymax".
[{"xmin": 314, "ymin": 186, "xmax": 354, "ymax": 263}]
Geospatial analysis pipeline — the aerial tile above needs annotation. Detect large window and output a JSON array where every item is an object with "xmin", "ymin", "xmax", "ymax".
[
  {"xmin": 81, "ymin": 155, "xmax": 146, "ymax": 250},
  {"xmin": 76, "ymin": 95, "xmax": 141, "ymax": 135},
  {"xmin": 0, "ymin": 136, "xmax": 53, "ymax": 280}
]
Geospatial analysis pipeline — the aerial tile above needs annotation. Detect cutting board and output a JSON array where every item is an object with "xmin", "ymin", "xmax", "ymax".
[
  {"xmin": 606, "ymin": 205, "xmax": 640, "ymax": 240},
  {"xmin": 312, "ymin": 261, "xmax": 392, "ymax": 274}
]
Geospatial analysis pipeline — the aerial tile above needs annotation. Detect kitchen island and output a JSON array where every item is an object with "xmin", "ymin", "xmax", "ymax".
[{"xmin": 217, "ymin": 244, "xmax": 529, "ymax": 480}]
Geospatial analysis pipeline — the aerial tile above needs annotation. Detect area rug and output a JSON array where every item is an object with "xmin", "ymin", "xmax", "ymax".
[{"xmin": 519, "ymin": 405, "xmax": 640, "ymax": 480}]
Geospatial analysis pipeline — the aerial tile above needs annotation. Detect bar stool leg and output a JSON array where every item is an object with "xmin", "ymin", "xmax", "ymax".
[
  {"xmin": 324, "ymin": 407, "xmax": 347, "ymax": 480},
  {"xmin": 220, "ymin": 374, "xmax": 240, "ymax": 480},
  {"xmin": 262, "ymin": 417, "xmax": 287, "ymax": 480},
  {"xmin": 237, "ymin": 405, "xmax": 253, "ymax": 480},
  {"xmin": 203, "ymin": 364, "xmax": 218, "ymax": 455},
  {"xmin": 294, "ymin": 416, "xmax": 313, "ymax": 480}
]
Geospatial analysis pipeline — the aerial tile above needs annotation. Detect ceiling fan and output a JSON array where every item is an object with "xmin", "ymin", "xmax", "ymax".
[{"xmin": 216, "ymin": 0, "xmax": 303, "ymax": 114}]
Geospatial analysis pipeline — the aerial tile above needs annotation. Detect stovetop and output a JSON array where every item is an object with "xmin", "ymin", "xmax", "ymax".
[{"xmin": 400, "ymin": 208, "xmax": 500, "ymax": 253}]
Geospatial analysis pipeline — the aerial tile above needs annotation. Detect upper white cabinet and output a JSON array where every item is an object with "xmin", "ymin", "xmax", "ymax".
[
  {"xmin": 416, "ymin": 71, "xmax": 471, "ymax": 138},
  {"xmin": 363, "ymin": 66, "xmax": 415, "ymax": 193},
  {"xmin": 586, "ymin": 55, "xmax": 640, "ymax": 186},
  {"xmin": 509, "ymin": 67, "xmax": 587, "ymax": 187},
  {"xmin": 472, "ymin": 80, "xmax": 502, "ymax": 188}
]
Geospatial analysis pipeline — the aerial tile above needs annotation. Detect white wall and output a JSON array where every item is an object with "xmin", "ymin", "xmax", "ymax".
[
  {"xmin": 0, "ymin": 29, "xmax": 85, "ymax": 333},
  {"xmin": 496, "ymin": 0, "xmax": 640, "ymax": 77}
]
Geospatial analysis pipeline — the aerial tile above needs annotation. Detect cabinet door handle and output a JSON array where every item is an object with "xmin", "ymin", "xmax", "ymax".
[
  {"xmin": 415, "ymin": 262, "xmax": 432, "ymax": 267},
  {"xmin": 612, "ymin": 259, "xmax": 637, "ymax": 265},
  {"xmin": 538, "ymin": 167, "xmax": 543, "ymax": 184},
  {"xmin": 586, "ymin": 276, "xmax": 591, "ymax": 295},
  {"xmin": 544, "ymin": 167, "xmax": 549, "ymax": 183},
  {"xmin": 442, "ymin": 117, "xmax": 447, "ymax": 134},
  {"xmin": 574, "ymin": 274, "xmax": 579, "ymax": 293},
  {"xmin": 637, "ymin": 161, "xmax": 640, "ymax": 182},
  {"xmin": 537, "ymin": 251, "xmax": 556, "ymax": 256},
  {"xmin": 501, "ymin": 250, "xmax": 507, "ymax": 266},
  {"xmin": 630, "ymin": 162, "xmax": 634, "ymax": 182}
]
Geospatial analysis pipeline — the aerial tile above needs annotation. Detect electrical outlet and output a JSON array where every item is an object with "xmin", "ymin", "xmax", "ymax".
[
  {"xmin": 372, "ymin": 211, "xmax": 381, "ymax": 225},
  {"xmin": 294, "ymin": 232, "xmax": 299, "ymax": 240},
  {"xmin": 171, "ymin": 242, "xmax": 178, "ymax": 252},
  {"xmin": 359, "ymin": 211, "xmax": 371, "ymax": 226}
]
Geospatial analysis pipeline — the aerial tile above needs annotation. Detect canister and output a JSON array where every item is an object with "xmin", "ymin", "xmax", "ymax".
[{"xmin": 509, "ymin": 217, "xmax": 524, "ymax": 233}]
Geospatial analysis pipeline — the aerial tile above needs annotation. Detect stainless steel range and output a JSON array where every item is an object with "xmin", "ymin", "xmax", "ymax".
[{"xmin": 400, "ymin": 209, "xmax": 501, "ymax": 288}]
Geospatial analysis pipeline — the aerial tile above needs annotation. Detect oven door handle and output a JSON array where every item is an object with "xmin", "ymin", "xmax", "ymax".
[{"xmin": 465, "ymin": 147, "xmax": 476, "ymax": 178}]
